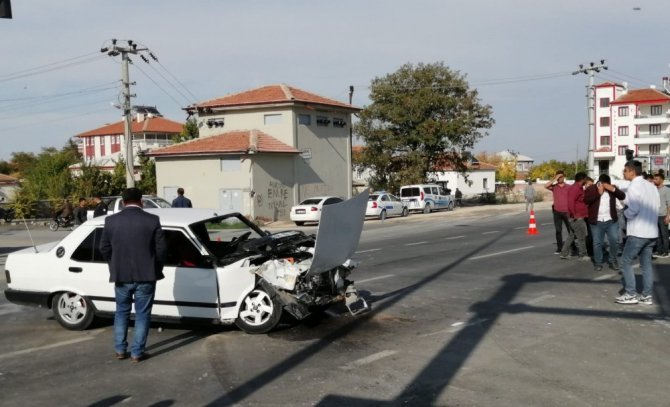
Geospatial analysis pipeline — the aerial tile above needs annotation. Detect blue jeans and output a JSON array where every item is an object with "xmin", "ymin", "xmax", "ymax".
[
  {"xmin": 114, "ymin": 282, "xmax": 156, "ymax": 357},
  {"xmin": 620, "ymin": 236, "xmax": 655, "ymax": 297},
  {"xmin": 591, "ymin": 220, "xmax": 620, "ymax": 267}
]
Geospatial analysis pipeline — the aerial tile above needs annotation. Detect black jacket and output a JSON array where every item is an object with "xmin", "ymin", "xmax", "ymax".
[{"xmin": 99, "ymin": 206, "xmax": 166, "ymax": 283}]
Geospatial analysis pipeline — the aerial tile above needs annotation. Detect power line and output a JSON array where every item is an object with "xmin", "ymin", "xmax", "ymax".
[
  {"xmin": 132, "ymin": 62, "xmax": 185, "ymax": 109},
  {"xmin": 143, "ymin": 62, "xmax": 194, "ymax": 105},
  {"xmin": 0, "ymin": 80, "xmax": 120, "ymax": 103},
  {"xmin": 0, "ymin": 54, "xmax": 106, "ymax": 84},
  {"xmin": 0, "ymin": 105, "xmax": 112, "ymax": 132},
  {"xmin": 0, "ymin": 95, "xmax": 117, "ymax": 122}
]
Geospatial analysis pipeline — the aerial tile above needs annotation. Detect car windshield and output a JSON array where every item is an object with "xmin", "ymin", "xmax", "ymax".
[
  {"xmin": 151, "ymin": 197, "xmax": 172, "ymax": 208},
  {"xmin": 188, "ymin": 213, "xmax": 266, "ymax": 262},
  {"xmin": 299, "ymin": 198, "xmax": 323, "ymax": 205},
  {"xmin": 400, "ymin": 188, "xmax": 420, "ymax": 197}
]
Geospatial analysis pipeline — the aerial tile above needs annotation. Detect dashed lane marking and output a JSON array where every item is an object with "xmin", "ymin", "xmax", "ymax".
[
  {"xmin": 356, "ymin": 274, "xmax": 394, "ymax": 284},
  {"xmin": 0, "ymin": 303, "xmax": 26, "ymax": 316},
  {"xmin": 593, "ymin": 273, "xmax": 616, "ymax": 281},
  {"xmin": 482, "ymin": 230, "xmax": 499, "ymax": 235},
  {"xmin": 419, "ymin": 318, "xmax": 489, "ymax": 337},
  {"xmin": 339, "ymin": 350, "xmax": 397, "ymax": 370},
  {"xmin": 540, "ymin": 222, "xmax": 553, "ymax": 226},
  {"xmin": 355, "ymin": 248, "xmax": 382, "ymax": 254},
  {"xmin": 469, "ymin": 246, "xmax": 535, "ymax": 260},
  {"xmin": 514, "ymin": 226, "xmax": 526, "ymax": 230},
  {"xmin": 405, "ymin": 241, "xmax": 428, "ymax": 246},
  {"xmin": 444, "ymin": 235, "xmax": 465, "ymax": 240},
  {"xmin": 0, "ymin": 336, "xmax": 97, "ymax": 361},
  {"xmin": 524, "ymin": 294, "xmax": 555, "ymax": 305}
]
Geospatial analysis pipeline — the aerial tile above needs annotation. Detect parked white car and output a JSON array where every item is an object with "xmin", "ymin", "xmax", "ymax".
[
  {"xmin": 366, "ymin": 192, "xmax": 408, "ymax": 220},
  {"xmin": 103, "ymin": 195, "xmax": 172, "ymax": 214},
  {"xmin": 399, "ymin": 184, "xmax": 454, "ymax": 214},
  {"xmin": 289, "ymin": 196, "xmax": 344, "ymax": 226},
  {"xmin": 4, "ymin": 200, "xmax": 369, "ymax": 334}
]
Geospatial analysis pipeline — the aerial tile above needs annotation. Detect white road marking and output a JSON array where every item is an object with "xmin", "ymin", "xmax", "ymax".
[
  {"xmin": 593, "ymin": 273, "xmax": 616, "ymax": 281},
  {"xmin": 469, "ymin": 246, "xmax": 535, "ymax": 260},
  {"xmin": 653, "ymin": 319, "xmax": 670, "ymax": 329},
  {"xmin": 356, "ymin": 274, "xmax": 395, "ymax": 284},
  {"xmin": 482, "ymin": 230, "xmax": 499, "ymax": 235},
  {"xmin": 355, "ymin": 248, "xmax": 381, "ymax": 254},
  {"xmin": 444, "ymin": 235, "xmax": 465, "ymax": 240},
  {"xmin": 540, "ymin": 222, "xmax": 553, "ymax": 226},
  {"xmin": 339, "ymin": 350, "xmax": 397, "ymax": 370},
  {"xmin": 514, "ymin": 226, "xmax": 526, "ymax": 230},
  {"xmin": 0, "ymin": 303, "xmax": 27, "ymax": 316},
  {"xmin": 419, "ymin": 318, "xmax": 489, "ymax": 337},
  {"xmin": 405, "ymin": 241, "xmax": 428, "ymax": 246},
  {"xmin": 524, "ymin": 294, "xmax": 555, "ymax": 305},
  {"xmin": 0, "ymin": 336, "xmax": 97, "ymax": 360}
]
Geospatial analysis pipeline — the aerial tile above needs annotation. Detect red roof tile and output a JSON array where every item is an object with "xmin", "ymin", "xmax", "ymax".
[
  {"xmin": 77, "ymin": 117, "xmax": 183, "ymax": 138},
  {"xmin": 0, "ymin": 173, "xmax": 18, "ymax": 183},
  {"xmin": 195, "ymin": 84, "xmax": 359, "ymax": 111},
  {"xmin": 595, "ymin": 81, "xmax": 622, "ymax": 88},
  {"xmin": 147, "ymin": 130, "xmax": 299, "ymax": 157},
  {"xmin": 611, "ymin": 88, "xmax": 670, "ymax": 105}
]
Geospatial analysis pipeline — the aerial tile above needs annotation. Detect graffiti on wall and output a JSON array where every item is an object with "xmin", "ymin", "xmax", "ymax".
[{"xmin": 266, "ymin": 181, "xmax": 290, "ymax": 219}]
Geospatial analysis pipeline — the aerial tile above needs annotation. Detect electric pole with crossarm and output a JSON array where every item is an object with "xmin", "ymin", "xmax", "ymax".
[
  {"xmin": 100, "ymin": 39, "xmax": 153, "ymax": 188},
  {"xmin": 573, "ymin": 60, "xmax": 608, "ymax": 177}
]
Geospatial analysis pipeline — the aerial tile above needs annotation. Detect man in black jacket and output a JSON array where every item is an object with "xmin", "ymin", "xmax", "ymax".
[
  {"xmin": 584, "ymin": 174, "xmax": 626, "ymax": 271},
  {"xmin": 100, "ymin": 188, "xmax": 166, "ymax": 362}
]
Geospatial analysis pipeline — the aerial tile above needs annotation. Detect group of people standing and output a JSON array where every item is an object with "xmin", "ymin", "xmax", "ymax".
[{"xmin": 546, "ymin": 160, "xmax": 668, "ymax": 305}]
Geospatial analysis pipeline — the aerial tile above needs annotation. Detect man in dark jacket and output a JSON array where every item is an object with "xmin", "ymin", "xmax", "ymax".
[
  {"xmin": 560, "ymin": 172, "xmax": 590, "ymax": 260},
  {"xmin": 92, "ymin": 195, "xmax": 108, "ymax": 218},
  {"xmin": 100, "ymin": 188, "xmax": 166, "ymax": 362},
  {"xmin": 171, "ymin": 188, "xmax": 192, "ymax": 208},
  {"xmin": 584, "ymin": 174, "xmax": 626, "ymax": 271}
]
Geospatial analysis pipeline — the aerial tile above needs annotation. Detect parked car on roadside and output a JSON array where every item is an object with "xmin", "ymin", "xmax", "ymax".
[
  {"xmin": 289, "ymin": 196, "xmax": 344, "ymax": 226},
  {"xmin": 366, "ymin": 192, "xmax": 408, "ymax": 220},
  {"xmin": 4, "ymin": 206, "xmax": 368, "ymax": 334},
  {"xmin": 400, "ymin": 184, "xmax": 454, "ymax": 214},
  {"xmin": 102, "ymin": 195, "xmax": 172, "ymax": 215}
]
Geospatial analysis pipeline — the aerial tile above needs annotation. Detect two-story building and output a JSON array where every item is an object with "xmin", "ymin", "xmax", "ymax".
[
  {"xmin": 594, "ymin": 81, "xmax": 670, "ymax": 178},
  {"xmin": 70, "ymin": 106, "xmax": 183, "ymax": 176},
  {"xmin": 148, "ymin": 84, "xmax": 360, "ymax": 221}
]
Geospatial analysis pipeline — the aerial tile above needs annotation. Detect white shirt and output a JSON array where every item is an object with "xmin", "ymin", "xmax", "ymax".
[
  {"xmin": 597, "ymin": 191, "xmax": 612, "ymax": 222},
  {"xmin": 624, "ymin": 176, "xmax": 660, "ymax": 238}
]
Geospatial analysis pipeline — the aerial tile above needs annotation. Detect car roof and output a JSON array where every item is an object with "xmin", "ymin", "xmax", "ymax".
[
  {"xmin": 298, "ymin": 196, "xmax": 341, "ymax": 202},
  {"xmin": 86, "ymin": 208, "xmax": 223, "ymax": 228}
]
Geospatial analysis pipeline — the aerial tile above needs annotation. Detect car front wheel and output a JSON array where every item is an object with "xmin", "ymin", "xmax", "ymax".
[
  {"xmin": 423, "ymin": 204, "xmax": 432, "ymax": 214},
  {"xmin": 52, "ymin": 292, "xmax": 95, "ymax": 331},
  {"xmin": 379, "ymin": 210, "xmax": 387, "ymax": 221},
  {"xmin": 235, "ymin": 287, "xmax": 283, "ymax": 334}
]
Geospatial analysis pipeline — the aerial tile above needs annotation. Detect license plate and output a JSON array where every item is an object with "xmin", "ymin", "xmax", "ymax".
[{"xmin": 296, "ymin": 209, "xmax": 305, "ymax": 214}]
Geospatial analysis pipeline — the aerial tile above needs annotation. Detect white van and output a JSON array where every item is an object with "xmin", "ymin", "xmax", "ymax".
[{"xmin": 399, "ymin": 184, "xmax": 454, "ymax": 214}]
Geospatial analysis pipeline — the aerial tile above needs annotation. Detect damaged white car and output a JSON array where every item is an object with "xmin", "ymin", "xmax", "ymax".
[{"xmin": 4, "ymin": 193, "xmax": 369, "ymax": 334}]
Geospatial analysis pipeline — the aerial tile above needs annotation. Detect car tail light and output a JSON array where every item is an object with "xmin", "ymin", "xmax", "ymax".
[
  {"xmin": 420, "ymin": 191, "xmax": 424, "ymax": 201},
  {"xmin": 372, "ymin": 202, "xmax": 378, "ymax": 208},
  {"xmin": 4, "ymin": 269, "xmax": 10, "ymax": 284},
  {"xmin": 311, "ymin": 207, "xmax": 318, "ymax": 211}
]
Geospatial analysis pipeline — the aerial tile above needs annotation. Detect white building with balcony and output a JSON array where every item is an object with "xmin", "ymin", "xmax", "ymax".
[{"xmin": 594, "ymin": 82, "xmax": 670, "ymax": 179}]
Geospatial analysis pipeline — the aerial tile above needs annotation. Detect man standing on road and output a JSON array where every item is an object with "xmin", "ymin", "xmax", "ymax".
[
  {"xmin": 652, "ymin": 173, "xmax": 670, "ymax": 258},
  {"xmin": 524, "ymin": 180, "xmax": 535, "ymax": 211},
  {"xmin": 545, "ymin": 170, "xmax": 572, "ymax": 254},
  {"xmin": 560, "ymin": 172, "xmax": 590, "ymax": 261},
  {"xmin": 93, "ymin": 194, "xmax": 108, "ymax": 218},
  {"xmin": 100, "ymin": 188, "xmax": 166, "ymax": 362},
  {"xmin": 584, "ymin": 174, "xmax": 625, "ymax": 271},
  {"xmin": 73, "ymin": 198, "xmax": 88, "ymax": 227},
  {"xmin": 616, "ymin": 161, "xmax": 659, "ymax": 305},
  {"xmin": 171, "ymin": 187, "xmax": 192, "ymax": 208}
]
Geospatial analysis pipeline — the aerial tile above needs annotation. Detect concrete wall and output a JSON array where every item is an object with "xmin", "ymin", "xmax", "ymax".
[
  {"xmin": 251, "ymin": 155, "xmax": 296, "ymax": 221},
  {"xmin": 198, "ymin": 107, "xmax": 295, "ymax": 147},
  {"xmin": 431, "ymin": 170, "xmax": 496, "ymax": 196}
]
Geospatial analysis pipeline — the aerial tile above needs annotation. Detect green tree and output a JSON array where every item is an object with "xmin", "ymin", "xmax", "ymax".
[
  {"xmin": 355, "ymin": 62, "xmax": 494, "ymax": 192},
  {"xmin": 74, "ymin": 163, "xmax": 113, "ymax": 198},
  {"xmin": 528, "ymin": 159, "xmax": 587, "ymax": 180},
  {"xmin": 109, "ymin": 159, "xmax": 127, "ymax": 195},
  {"xmin": 0, "ymin": 160, "xmax": 11, "ymax": 175},
  {"xmin": 174, "ymin": 117, "xmax": 199, "ymax": 143},
  {"xmin": 9, "ymin": 151, "xmax": 37, "ymax": 178},
  {"xmin": 136, "ymin": 155, "xmax": 157, "ymax": 194}
]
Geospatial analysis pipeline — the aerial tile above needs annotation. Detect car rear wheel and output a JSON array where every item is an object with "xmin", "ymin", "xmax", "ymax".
[
  {"xmin": 52, "ymin": 292, "xmax": 95, "ymax": 331},
  {"xmin": 448, "ymin": 201, "xmax": 455, "ymax": 211},
  {"xmin": 235, "ymin": 287, "xmax": 283, "ymax": 334},
  {"xmin": 379, "ymin": 210, "xmax": 387, "ymax": 221},
  {"xmin": 423, "ymin": 203, "xmax": 432, "ymax": 214},
  {"xmin": 402, "ymin": 207, "xmax": 409, "ymax": 217},
  {"xmin": 294, "ymin": 221, "xmax": 305, "ymax": 226}
]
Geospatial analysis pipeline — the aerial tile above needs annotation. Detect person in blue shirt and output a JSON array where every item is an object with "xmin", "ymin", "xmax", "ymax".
[{"xmin": 171, "ymin": 188, "xmax": 192, "ymax": 208}]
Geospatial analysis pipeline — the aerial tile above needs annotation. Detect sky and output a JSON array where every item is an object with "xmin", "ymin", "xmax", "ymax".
[{"xmin": 1, "ymin": 0, "xmax": 669, "ymax": 164}]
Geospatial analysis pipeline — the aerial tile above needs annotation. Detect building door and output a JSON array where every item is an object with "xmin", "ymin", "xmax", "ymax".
[
  {"xmin": 598, "ymin": 160, "xmax": 609, "ymax": 176},
  {"xmin": 220, "ymin": 189, "xmax": 243, "ymax": 214}
]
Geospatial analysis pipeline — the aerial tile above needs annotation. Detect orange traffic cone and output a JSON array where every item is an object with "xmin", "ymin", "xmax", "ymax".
[{"xmin": 527, "ymin": 210, "xmax": 538, "ymax": 235}]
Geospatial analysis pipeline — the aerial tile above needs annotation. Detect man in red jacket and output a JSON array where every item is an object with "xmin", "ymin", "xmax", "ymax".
[
  {"xmin": 560, "ymin": 172, "xmax": 591, "ymax": 261},
  {"xmin": 584, "ymin": 174, "xmax": 626, "ymax": 271}
]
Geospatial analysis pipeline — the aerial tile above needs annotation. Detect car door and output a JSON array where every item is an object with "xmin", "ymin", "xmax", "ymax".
[
  {"xmin": 156, "ymin": 228, "xmax": 219, "ymax": 319},
  {"xmin": 389, "ymin": 194, "xmax": 403, "ymax": 216}
]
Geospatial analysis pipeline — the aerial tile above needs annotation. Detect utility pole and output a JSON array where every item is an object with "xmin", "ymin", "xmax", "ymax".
[
  {"xmin": 348, "ymin": 85, "xmax": 354, "ymax": 198},
  {"xmin": 100, "ymin": 39, "xmax": 152, "ymax": 188},
  {"xmin": 573, "ymin": 60, "xmax": 608, "ymax": 178}
]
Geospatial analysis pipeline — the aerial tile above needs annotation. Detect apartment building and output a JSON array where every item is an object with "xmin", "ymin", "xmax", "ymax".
[{"xmin": 594, "ymin": 81, "xmax": 670, "ymax": 179}]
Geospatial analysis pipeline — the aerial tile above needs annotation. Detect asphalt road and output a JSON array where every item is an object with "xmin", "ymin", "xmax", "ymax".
[{"xmin": 2, "ymin": 203, "xmax": 670, "ymax": 406}]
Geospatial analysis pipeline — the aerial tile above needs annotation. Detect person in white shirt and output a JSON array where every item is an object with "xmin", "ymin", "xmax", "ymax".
[{"xmin": 616, "ymin": 161, "xmax": 660, "ymax": 305}]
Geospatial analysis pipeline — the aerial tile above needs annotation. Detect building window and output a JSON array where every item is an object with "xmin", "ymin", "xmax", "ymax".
[
  {"xmin": 220, "ymin": 157, "xmax": 241, "ymax": 172},
  {"xmin": 483, "ymin": 178, "xmax": 488, "ymax": 190},
  {"xmin": 316, "ymin": 116, "xmax": 330, "ymax": 126},
  {"xmin": 651, "ymin": 105, "xmax": 663, "ymax": 116},
  {"xmin": 599, "ymin": 98, "xmax": 610, "ymax": 108},
  {"xmin": 599, "ymin": 117, "xmax": 610, "ymax": 127},
  {"xmin": 297, "ymin": 114, "xmax": 311, "ymax": 125},
  {"xmin": 650, "ymin": 144, "xmax": 661, "ymax": 155},
  {"xmin": 264, "ymin": 114, "xmax": 282, "ymax": 125},
  {"xmin": 332, "ymin": 118, "xmax": 346, "ymax": 128},
  {"xmin": 618, "ymin": 145, "xmax": 628, "ymax": 156},
  {"xmin": 650, "ymin": 124, "xmax": 662, "ymax": 135},
  {"xmin": 618, "ymin": 106, "xmax": 628, "ymax": 117},
  {"xmin": 618, "ymin": 126, "xmax": 629, "ymax": 136},
  {"xmin": 600, "ymin": 136, "xmax": 611, "ymax": 146}
]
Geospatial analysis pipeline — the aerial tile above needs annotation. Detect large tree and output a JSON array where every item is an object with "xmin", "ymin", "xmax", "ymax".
[{"xmin": 355, "ymin": 62, "xmax": 494, "ymax": 192}]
